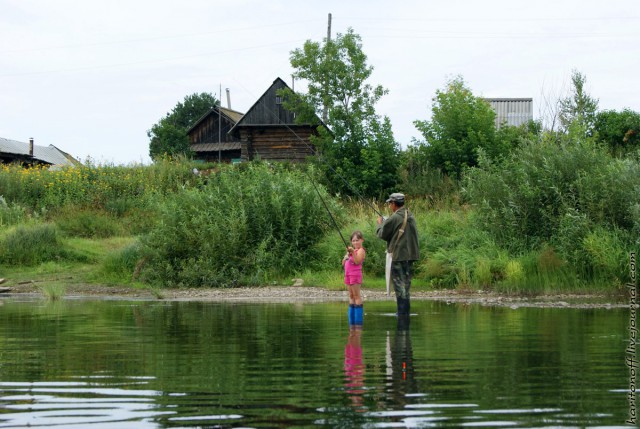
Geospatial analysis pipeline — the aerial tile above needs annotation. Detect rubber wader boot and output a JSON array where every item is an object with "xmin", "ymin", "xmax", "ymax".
[
  {"xmin": 348, "ymin": 305, "xmax": 356, "ymax": 325},
  {"xmin": 353, "ymin": 305, "xmax": 363, "ymax": 325},
  {"xmin": 397, "ymin": 297, "xmax": 410, "ymax": 316}
]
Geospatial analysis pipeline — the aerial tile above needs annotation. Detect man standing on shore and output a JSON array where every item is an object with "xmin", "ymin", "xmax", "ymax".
[{"xmin": 376, "ymin": 193, "xmax": 420, "ymax": 318}]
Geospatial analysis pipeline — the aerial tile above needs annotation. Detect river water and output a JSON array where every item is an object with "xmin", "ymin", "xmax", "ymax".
[{"xmin": 0, "ymin": 297, "xmax": 633, "ymax": 428}]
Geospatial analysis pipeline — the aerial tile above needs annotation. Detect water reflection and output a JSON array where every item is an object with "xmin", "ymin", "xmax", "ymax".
[
  {"xmin": 344, "ymin": 325, "xmax": 365, "ymax": 411},
  {"xmin": 0, "ymin": 298, "xmax": 631, "ymax": 427},
  {"xmin": 385, "ymin": 314, "xmax": 418, "ymax": 409}
]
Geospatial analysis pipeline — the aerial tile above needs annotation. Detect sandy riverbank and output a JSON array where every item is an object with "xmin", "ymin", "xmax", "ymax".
[{"xmin": 0, "ymin": 281, "xmax": 630, "ymax": 309}]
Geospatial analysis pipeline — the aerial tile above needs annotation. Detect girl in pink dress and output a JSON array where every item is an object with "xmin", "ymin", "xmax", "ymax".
[{"xmin": 342, "ymin": 231, "xmax": 366, "ymax": 325}]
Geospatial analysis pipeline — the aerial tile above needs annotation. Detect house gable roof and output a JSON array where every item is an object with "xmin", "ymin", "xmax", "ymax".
[{"xmin": 229, "ymin": 77, "xmax": 325, "ymax": 135}]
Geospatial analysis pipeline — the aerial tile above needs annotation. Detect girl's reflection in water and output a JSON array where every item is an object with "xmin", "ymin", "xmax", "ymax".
[{"xmin": 344, "ymin": 325, "xmax": 366, "ymax": 411}]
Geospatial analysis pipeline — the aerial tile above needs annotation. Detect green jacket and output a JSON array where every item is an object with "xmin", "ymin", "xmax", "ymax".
[{"xmin": 376, "ymin": 207, "xmax": 420, "ymax": 262}]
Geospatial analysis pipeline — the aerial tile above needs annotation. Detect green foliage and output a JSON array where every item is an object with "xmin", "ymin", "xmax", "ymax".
[
  {"xmin": 0, "ymin": 224, "xmax": 79, "ymax": 266},
  {"xmin": 148, "ymin": 123, "xmax": 192, "ymax": 161},
  {"xmin": 495, "ymin": 120, "xmax": 542, "ymax": 150},
  {"xmin": 287, "ymin": 28, "xmax": 400, "ymax": 198},
  {"xmin": 398, "ymin": 145, "xmax": 460, "ymax": 202},
  {"xmin": 0, "ymin": 196, "xmax": 29, "ymax": 226},
  {"xmin": 558, "ymin": 70, "xmax": 599, "ymax": 136},
  {"xmin": 414, "ymin": 209, "xmax": 506, "ymax": 289},
  {"xmin": 38, "ymin": 283, "xmax": 66, "ymax": 301},
  {"xmin": 147, "ymin": 92, "xmax": 218, "ymax": 161},
  {"xmin": 99, "ymin": 241, "xmax": 145, "ymax": 284},
  {"xmin": 139, "ymin": 163, "xmax": 343, "ymax": 287},
  {"xmin": 413, "ymin": 76, "xmax": 506, "ymax": 178},
  {"xmin": 53, "ymin": 208, "xmax": 123, "ymax": 238},
  {"xmin": 0, "ymin": 159, "xmax": 199, "ymax": 213},
  {"xmin": 464, "ymin": 136, "xmax": 640, "ymax": 283},
  {"xmin": 594, "ymin": 108, "xmax": 640, "ymax": 156}
]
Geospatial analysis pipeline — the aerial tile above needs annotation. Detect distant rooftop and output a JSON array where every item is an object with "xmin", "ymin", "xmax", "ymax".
[
  {"xmin": 484, "ymin": 98, "xmax": 533, "ymax": 129},
  {"xmin": 0, "ymin": 137, "xmax": 79, "ymax": 167}
]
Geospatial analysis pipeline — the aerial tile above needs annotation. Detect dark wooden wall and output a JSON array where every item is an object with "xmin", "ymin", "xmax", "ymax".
[
  {"xmin": 239, "ymin": 127, "xmax": 316, "ymax": 162},
  {"xmin": 189, "ymin": 114, "xmax": 239, "ymax": 145}
]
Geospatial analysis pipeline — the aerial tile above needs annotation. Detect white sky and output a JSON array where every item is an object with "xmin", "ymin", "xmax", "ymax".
[{"xmin": 1, "ymin": 0, "xmax": 638, "ymax": 165}]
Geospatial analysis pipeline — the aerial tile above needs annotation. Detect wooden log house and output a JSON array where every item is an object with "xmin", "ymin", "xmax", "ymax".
[
  {"xmin": 229, "ymin": 77, "xmax": 321, "ymax": 163},
  {"xmin": 187, "ymin": 106, "xmax": 244, "ymax": 163}
]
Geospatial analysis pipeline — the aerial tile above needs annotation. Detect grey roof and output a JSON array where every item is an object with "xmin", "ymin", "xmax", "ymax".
[{"xmin": 0, "ymin": 137, "xmax": 79, "ymax": 167}]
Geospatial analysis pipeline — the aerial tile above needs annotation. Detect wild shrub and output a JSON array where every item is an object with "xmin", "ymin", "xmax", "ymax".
[
  {"xmin": 504, "ymin": 260, "xmax": 525, "ymax": 283},
  {"xmin": 0, "ymin": 196, "xmax": 29, "ymax": 226},
  {"xmin": 464, "ymin": 138, "xmax": 640, "ymax": 283},
  {"xmin": 397, "ymin": 148, "xmax": 460, "ymax": 204},
  {"xmin": 99, "ymin": 241, "xmax": 145, "ymax": 284},
  {"xmin": 581, "ymin": 226, "xmax": 628, "ymax": 283},
  {"xmin": 0, "ymin": 224, "xmax": 68, "ymax": 265},
  {"xmin": 53, "ymin": 208, "xmax": 123, "ymax": 238},
  {"xmin": 139, "ymin": 162, "xmax": 342, "ymax": 287}
]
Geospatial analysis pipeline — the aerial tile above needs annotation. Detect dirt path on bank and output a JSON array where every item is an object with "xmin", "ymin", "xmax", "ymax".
[{"xmin": 1, "ymin": 281, "xmax": 631, "ymax": 309}]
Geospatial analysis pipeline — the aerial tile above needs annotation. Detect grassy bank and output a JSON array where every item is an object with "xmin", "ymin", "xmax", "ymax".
[{"xmin": 0, "ymin": 157, "xmax": 635, "ymax": 298}]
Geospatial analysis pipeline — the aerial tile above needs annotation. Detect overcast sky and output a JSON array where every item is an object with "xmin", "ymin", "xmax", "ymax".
[{"xmin": 1, "ymin": 0, "xmax": 638, "ymax": 164}]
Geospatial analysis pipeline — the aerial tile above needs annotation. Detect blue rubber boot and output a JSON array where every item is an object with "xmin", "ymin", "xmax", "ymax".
[
  {"xmin": 348, "ymin": 305, "xmax": 356, "ymax": 325},
  {"xmin": 353, "ymin": 305, "xmax": 363, "ymax": 325}
]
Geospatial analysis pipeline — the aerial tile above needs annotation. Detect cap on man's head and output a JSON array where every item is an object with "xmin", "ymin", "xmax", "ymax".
[{"xmin": 386, "ymin": 193, "xmax": 405, "ymax": 203}]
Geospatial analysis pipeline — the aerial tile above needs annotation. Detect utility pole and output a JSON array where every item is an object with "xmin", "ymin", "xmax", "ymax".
[{"xmin": 323, "ymin": 13, "xmax": 332, "ymax": 123}]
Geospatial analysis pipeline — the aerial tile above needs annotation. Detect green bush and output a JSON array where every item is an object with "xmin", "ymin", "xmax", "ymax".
[
  {"xmin": 53, "ymin": 208, "xmax": 123, "ymax": 238},
  {"xmin": 99, "ymin": 241, "xmax": 145, "ymax": 283},
  {"xmin": 0, "ymin": 224, "xmax": 69, "ymax": 265},
  {"xmin": 0, "ymin": 196, "xmax": 29, "ymax": 226},
  {"xmin": 465, "ymin": 140, "xmax": 640, "ymax": 242},
  {"xmin": 464, "ymin": 138, "xmax": 640, "ymax": 285},
  {"xmin": 139, "ymin": 163, "xmax": 343, "ymax": 287}
]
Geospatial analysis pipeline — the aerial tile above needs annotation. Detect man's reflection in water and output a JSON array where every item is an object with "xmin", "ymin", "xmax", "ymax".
[
  {"xmin": 387, "ymin": 314, "xmax": 417, "ymax": 402},
  {"xmin": 344, "ymin": 325, "xmax": 366, "ymax": 412}
]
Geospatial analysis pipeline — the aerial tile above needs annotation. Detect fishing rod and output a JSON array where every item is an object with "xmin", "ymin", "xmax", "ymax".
[
  {"xmin": 303, "ymin": 168, "xmax": 349, "ymax": 249},
  {"xmin": 277, "ymin": 122, "xmax": 385, "ymax": 218},
  {"xmin": 230, "ymin": 80, "xmax": 385, "ymax": 218}
]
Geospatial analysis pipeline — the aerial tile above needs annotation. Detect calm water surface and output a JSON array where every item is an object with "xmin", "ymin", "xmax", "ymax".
[{"xmin": 0, "ymin": 296, "xmax": 632, "ymax": 428}]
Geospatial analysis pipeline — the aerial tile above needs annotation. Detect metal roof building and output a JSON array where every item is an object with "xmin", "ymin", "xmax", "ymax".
[
  {"xmin": 0, "ymin": 137, "xmax": 79, "ymax": 167},
  {"xmin": 484, "ymin": 98, "xmax": 533, "ymax": 129}
]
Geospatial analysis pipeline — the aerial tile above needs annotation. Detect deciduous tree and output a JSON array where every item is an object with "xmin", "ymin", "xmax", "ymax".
[
  {"xmin": 412, "ymin": 76, "xmax": 500, "ymax": 178},
  {"xmin": 148, "ymin": 92, "xmax": 218, "ymax": 161},
  {"xmin": 558, "ymin": 70, "xmax": 599, "ymax": 137},
  {"xmin": 286, "ymin": 28, "xmax": 400, "ymax": 198}
]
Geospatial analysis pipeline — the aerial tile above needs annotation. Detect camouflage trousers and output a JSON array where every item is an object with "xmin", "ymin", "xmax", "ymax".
[{"xmin": 390, "ymin": 260, "xmax": 414, "ymax": 300}]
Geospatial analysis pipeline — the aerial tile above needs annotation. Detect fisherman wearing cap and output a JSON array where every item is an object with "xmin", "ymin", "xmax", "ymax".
[{"xmin": 376, "ymin": 193, "xmax": 420, "ymax": 319}]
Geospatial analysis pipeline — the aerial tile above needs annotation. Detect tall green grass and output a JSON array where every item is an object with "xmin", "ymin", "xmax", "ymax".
[
  {"xmin": 0, "ymin": 158, "xmax": 203, "ymax": 212},
  {"xmin": 1, "ymin": 154, "xmax": 635, "ymax": 294},
  {"xmin": 0, "ymin": 224, "xmax": 72, "ymax": 265},
  {"xmin": 0, "ymin": 196, "xmax": 31, "ymax": 227}
]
